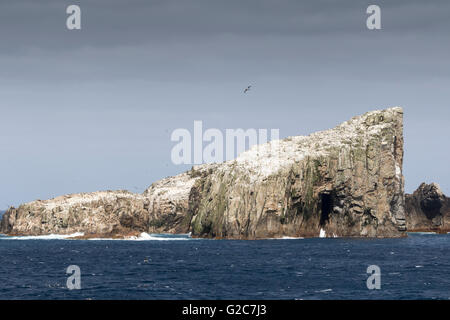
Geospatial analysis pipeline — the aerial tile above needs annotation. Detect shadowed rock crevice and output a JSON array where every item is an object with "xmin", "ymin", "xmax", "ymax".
[{"xmin": 319, "ymin": 192, "xmax": 333, "ymax": 227}]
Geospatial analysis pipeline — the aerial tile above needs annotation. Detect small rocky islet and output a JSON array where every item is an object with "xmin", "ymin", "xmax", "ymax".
[{"xmin": 1, "ymin": 107, "xmax": 448, "ymax": 239}]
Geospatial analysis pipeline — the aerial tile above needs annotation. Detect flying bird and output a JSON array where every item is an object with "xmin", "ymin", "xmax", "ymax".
[{"xmin": 244, "ymin": 85, "xmax": 251, "ymax": 93}]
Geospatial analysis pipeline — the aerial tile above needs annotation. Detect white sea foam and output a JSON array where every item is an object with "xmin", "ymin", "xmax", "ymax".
[
  {"xmin": 0, "ymin": 232, "xmax": 84, "ymax": 240},
  {"xmin": 316, "ymin": 289, "xmax": 333, "ymax": 293},
  {"xmin": 264, "ymin": 236, "xmax": 304, "ymax": 240},
  {"xmin": 0, "ymin": 232, "xmax": 196, "ymax": 241},
  {"xmin": 319, "ymin": 229, "xmax": 326, "ymax": 238},
  {"xmin": 408, "ymin": 232, "xmax": 437, "ymax": 235},
  {"xmin": 126, "ymin": 232, "xmax": 192, "ymax": 241},
  {"xmin": 85, "ymin": 233, "xmax": 194, "ymax": 241}
]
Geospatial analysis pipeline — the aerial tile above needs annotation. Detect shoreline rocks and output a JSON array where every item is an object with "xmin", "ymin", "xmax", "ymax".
[{"xmin": 1, "ymin": 107, "xmax": 408, "ymax": 238}]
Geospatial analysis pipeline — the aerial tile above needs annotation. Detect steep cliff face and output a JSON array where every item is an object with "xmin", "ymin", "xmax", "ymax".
[
  {"xmin": 1, "ymin": 107, "xmax": 406, "ymax": 238},
  {"xmin": 187, "ymin": 107, "xmax": 406, "ymax": 238},
  {"xmin": 405, "ymin": 183, "xmax": 450, "ymax": 232}
]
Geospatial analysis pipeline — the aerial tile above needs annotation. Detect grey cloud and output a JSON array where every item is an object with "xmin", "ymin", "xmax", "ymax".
[
  {"xmin": 1, "ymin": 0, "xmax": 450, "ymax": 53},
  {"xmin": 0, "ymin": 0, "xmax": 449, "ymax": 206}
]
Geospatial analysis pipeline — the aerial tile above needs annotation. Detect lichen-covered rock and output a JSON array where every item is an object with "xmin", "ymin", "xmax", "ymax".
[
  {"xmin": 405, "ymin": 183, "xmax": 450, "ymax": 232},
  {"xmin": 1, "ymin": 107, "xmax": 406, "ymax": 238}
]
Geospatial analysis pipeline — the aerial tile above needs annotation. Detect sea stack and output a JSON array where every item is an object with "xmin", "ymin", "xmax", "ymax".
[
  {"xmin": 405, "ymin": 183, "xmax": 450, "ymax": 233},
  {"xmin": 1, "ymin": 107, "xmax": 407, "ymax": 238}
]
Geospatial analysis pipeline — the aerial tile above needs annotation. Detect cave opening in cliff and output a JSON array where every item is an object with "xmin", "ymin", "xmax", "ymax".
[{"xmin": 319, "ymin": 193, "xmax": 333, "ymax": 226}]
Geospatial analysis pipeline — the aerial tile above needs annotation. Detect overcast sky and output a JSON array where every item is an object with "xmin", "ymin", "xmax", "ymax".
[{"xmin": 0, "ymin": 0, "xmax": 449, "ymax": 207}]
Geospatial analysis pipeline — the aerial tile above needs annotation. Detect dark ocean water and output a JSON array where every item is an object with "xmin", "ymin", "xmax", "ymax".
[{"xmin": 0, "ymin": 233, "xmax": 449, "ymax": 300}]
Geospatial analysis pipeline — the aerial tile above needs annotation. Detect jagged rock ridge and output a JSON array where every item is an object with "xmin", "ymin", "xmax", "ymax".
[{"xmin": 1, "ymin": 107, "xmax": 407, "ymax": 238}]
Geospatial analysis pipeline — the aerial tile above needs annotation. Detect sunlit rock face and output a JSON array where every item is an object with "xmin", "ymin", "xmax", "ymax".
[
  {"xmin": 1, "ymin": 107, "xmax": 406, "ymax": 238},
  {"xmin": 405, "ymin": 183, "xmax": 450, "ymax": 233}
]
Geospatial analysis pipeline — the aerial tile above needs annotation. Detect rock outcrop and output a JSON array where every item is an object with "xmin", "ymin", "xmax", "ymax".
[
  {"xmin": 405, "ymin": 183, "xmax": 450, "ymax": 233},
  {"xmin": 1, "ymin": 107, "xmax": 407, "ymax": 238},
  {"xmin": 0, "ymin": 191, "xmax": 149, "ymax": 236}
]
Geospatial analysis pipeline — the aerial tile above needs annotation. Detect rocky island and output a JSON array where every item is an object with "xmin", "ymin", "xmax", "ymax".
[
  {"xmin": 405, "ymin": 183, "xmax": 450, "ymax": 233},
  {"xmin": 1, "ymin": 107, "xmax": 409, "ymax": 238}
]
